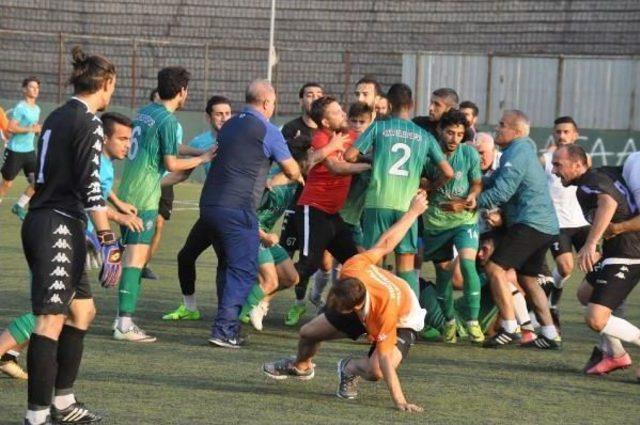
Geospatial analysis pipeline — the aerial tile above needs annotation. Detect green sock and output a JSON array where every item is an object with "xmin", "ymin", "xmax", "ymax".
[
  {"xmin": 435, "ymin": 267, "xmax": 454, "ymax": 320},
  {"xmin": 118, "ymin": 267, "xmax": 142, "ymax": 315},
  {"xmin": 398, "ymin": 270, "xmax": 419, "ymax": 297},
  {"xmin": 420, "ymin": 283, "xmax": 446, "ymax": 330},
  {"xmin": 460, "ymin": 258, "xmax": 481, "ymax": 321},
  {"xmin": 7, "ymin": 312, "xmax": 36, "ymax": 345},
  {"xmin": 239, "ymin": 284, "xmax": 266, "ymax": 317}
]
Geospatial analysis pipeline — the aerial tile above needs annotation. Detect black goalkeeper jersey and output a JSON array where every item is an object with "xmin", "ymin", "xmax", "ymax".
[
  {"xmin": 29, "ymin": 97, "xmax": 106, "ymax": 219},
  {"xmin": 574, "ymin": 166, "xmax": 640, "ymax": 258}
]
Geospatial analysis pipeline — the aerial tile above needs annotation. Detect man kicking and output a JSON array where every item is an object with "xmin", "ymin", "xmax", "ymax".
[{"xmin": 263, "ymin": 191, "xmax": 428, "ymax": 413}]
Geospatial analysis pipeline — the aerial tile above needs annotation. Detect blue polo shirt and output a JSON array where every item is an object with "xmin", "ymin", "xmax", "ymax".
[
  {"xmin": 200, "ymin": 106, "xmax": 291, "ymax": 211},
  {"xmin": 188, "ymin": 129, "xmax": 217, "ymax": 174}
]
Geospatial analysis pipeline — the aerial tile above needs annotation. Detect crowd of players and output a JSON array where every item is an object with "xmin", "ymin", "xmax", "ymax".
[{"xmin": 1, "ymin": 46, "xmax": 640, "ymax": 423}]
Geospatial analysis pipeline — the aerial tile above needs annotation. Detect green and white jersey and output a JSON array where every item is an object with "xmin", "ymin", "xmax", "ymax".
[
  {"xmin": 257, "ymin": 182, "xmax": 299, "ymax": 232},
  {"xmin": 340, "ymin": 170, "xmax": 371, "ymax": 226},
  {"xmin": 354, "ymin": 117, "xmax": 444, "ymax": 212},
  {"xmin": 424, "ymin": 143, "xmax": 481, "ymax": 230},
  {"xmin": 118, "ymin": 103, "xmax": 180, "ymax": 210}
]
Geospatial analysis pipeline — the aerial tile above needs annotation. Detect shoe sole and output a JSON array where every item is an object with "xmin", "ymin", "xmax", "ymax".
[
  {"xmin": 586, "ymin": 364, "xmax": 632, "ymax": 376},
  {"xmin": 113, "ymin": 334, "xmax": 157, "ymax": 343},
  {"xmin": 262, "ymin": 366, "xmax": 315, "ymax": 381},
  {"xmin": 162, "ymin": 315, "xmax": 201, "ymax": 321},
  {"xmin": 208, "ymin": 339, "xmax": 241, "ymax": 349}
]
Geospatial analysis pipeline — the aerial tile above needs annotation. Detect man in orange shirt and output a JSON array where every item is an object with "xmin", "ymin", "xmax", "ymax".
[{"xmin": 263, "ymin": 191, "xmax": 428, "ymax": 413}]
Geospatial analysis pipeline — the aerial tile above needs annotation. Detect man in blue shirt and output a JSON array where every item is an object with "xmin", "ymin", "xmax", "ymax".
[
  {"xmin": 163, "ymin": 95, "xmax": 233, "ymax": 321},
  {"xmin": 474, "ymin": 110, "xmax": 561, "ymax": 348},
  {"xmin": 200, "ymin": 80, "xmax": 302, "ymax": 348},
  {"xmin": 0, "ymin": 76, "xmax": 41, "ymax": 219}
]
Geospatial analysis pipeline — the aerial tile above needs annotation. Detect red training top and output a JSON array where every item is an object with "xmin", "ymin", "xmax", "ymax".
[{"xmin": 297, "ymin": 128, "xmax": 357, "ymax": 214}]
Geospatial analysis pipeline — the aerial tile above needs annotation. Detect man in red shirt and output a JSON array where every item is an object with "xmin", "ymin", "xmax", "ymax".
[{"xmin": 294, "ymin": 96, "xmax": 371, "ymax": 303}]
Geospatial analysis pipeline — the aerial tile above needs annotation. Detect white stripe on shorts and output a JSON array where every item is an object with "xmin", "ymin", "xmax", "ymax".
[{"xmin": 303, "ymin": 205, "xmax": 310, "ymax": 257}]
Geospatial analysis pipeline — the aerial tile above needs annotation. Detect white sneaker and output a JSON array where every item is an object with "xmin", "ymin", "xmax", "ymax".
[
  {"xmin": 113, "ymin": 324, "xmax": 157, "ymax": 343},
  {"xmin": 249, "ymin": 300, "xmax": 269, "ymax": 331}
]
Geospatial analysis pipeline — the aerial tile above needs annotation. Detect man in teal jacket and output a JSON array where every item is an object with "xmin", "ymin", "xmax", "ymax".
[{"xmin": 477, "ymin": 110, "xmax": 560, "ymax": 349}]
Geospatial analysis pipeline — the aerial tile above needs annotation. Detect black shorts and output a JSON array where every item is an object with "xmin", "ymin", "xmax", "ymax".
[
  {"xmin": 368, "ymin": 328, "xmax": 417, "ymax": 360},
  {"xmin": 294, "ymin": 205, "xmax": 358, "ymax": 282},
  {"xmin": 22, "ymin": 209, "xmax": 91, "ymax": 315},
  {"xmin": 158, "ymin": 185, "xmax": 175, "ymax": 221},
  {"xmin": 550, "ymin": 226, "xmax": 590, "ymax": 257},
  {"xmin": 324, "ymin": 308, "xmax": 366, "ymax": 340},
  {"xmin": 1, "ymin": 149, "xmax": 36, "ymax": 181},
  {"xmin": 491, "ymin": 223, "xmax": 556, "ymax": 277},
  {"xmin": 586, "ymin": 260, "xmax": 640, "ymax": 310},
  {"xmin": 280, "ymin": 209, "xmax": 298, "ymax": 255}
]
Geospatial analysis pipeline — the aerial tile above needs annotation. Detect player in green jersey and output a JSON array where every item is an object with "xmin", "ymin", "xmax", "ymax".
[
  {"xmin": 113, "ymin": 67, "xmax": 215, "ymax": 342},
  {"xmin": 344, "ymin": 83, "xmax": 453, "ymax": 298},
  {"xmin": 421, "ymin": 109, "xmax": 485, "ymax": 343}
]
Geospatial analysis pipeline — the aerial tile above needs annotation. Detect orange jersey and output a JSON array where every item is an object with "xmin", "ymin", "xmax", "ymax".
[{"xmin": 340, "ymin": 252, "xmax": 425, "ymax": 353}]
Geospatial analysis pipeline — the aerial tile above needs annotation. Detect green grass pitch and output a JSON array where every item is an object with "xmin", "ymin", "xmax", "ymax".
[{"xmin": 1, "ymin": 182, "xmax": 640, "ymax": 424}]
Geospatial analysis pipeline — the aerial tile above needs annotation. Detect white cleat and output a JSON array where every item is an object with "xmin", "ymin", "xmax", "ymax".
[
  {"xmin": 113, "ymin": 324, "xmax": 157, "ymax": 343},
  {"xmin": 249, "ymin": 300, "xmax": 269, "ymax": 331}
]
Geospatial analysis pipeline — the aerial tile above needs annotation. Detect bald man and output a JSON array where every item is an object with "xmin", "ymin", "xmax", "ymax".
[{"xmin": 200, "ymin": 79, "xmax": 303, "ymax": 348}]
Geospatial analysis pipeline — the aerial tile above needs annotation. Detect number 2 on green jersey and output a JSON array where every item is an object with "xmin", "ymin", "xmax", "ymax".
[{"xmin": 388, "ymin": 142, "xmax": 411, "ymax": 176}]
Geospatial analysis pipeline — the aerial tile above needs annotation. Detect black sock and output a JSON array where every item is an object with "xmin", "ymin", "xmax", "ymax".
[
  {"xmin": 549, "ymin": 286, "xmax": 563, "ymax": 308},
  {"xmin": 294, "ymin": 277, "xmax": 309, "ymax": 301},
  {"xmin": 27, "ymin": 334, "xmax": 58, "ymax": 409},
  {"xmin": 54, "ymin": 325, "xmax": 86, "ymax": 393},
  {"xmin": 1, "ymin": 352, "xmax": 17, "ymax": 362}
]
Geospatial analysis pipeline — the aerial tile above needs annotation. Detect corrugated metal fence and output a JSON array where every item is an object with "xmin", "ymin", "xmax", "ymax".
[{"xmin": 403, "ymin": 52, "xmax": 640, "ymax": 130}]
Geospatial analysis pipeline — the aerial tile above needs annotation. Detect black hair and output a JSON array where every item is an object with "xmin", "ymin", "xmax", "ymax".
[
  {"xmin": 459, "ymin": 100, "xmax": 479, "ymax": 117},
  {"xmin": 149, "ymin": 88, "xmax": 158, "ymax": 102},
  {"xmin": 68, "ymin": 46, "xmax": 116, "ymax": 95},
  {"xmin": 298, "ymin": 82, "xmax": 324, "ymax": 99},
  {"xmin": 356, "ymin": 75, "xmax": 382, "ymax": 96},
  {"xmin": 101, "ymin": 112, "xmax": 133, "ymax": 138},
  {"xmin": 205, "ymin": 95, "xmax": 231, "ymax": 115},
  {"xmin": 348, "ymin": 102, "xmax": 373, "ymax": 118},
  {"xmin": 560, "ymin": 144, "xmax": 588, "ymax": 167},
  {"xmin": 157, "ymin": 66, "xmax": 191, "ymax": 100},
  {"xmin": 432, "ymin": 88, "xmax": 459, "ymax": 107},
  {"xmin": 326, "ymin": 279, "xmax": 366, "ymax": 312},
  {"xmin": 554, "ymin": 116, "xmax": 579, "ymax": 131},
  {"xmin": 439, "ymin": 109, "xmax": 469, "ymax": 131},
  {"xmin": 309, "ymin": 96, "xmax": 339, "ymax": 128},
  {"xmin": 387, "ymin": 83, "xmax": 413, "ymax": 112}
]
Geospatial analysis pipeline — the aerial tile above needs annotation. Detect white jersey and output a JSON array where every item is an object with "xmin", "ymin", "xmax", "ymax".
[
  {"xmin": 623, "ymin": 151, "xmax": 640, "ymax": 207},
  {"xmin": 478, "ymin": 150, "xmax": 502, "ymax": 234},
  {"xmin": 543, "ymin": 151, "xmax": 588, "ymax": 228}
]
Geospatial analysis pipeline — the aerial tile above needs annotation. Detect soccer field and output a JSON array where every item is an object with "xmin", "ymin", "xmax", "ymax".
[{"xmin": 1, "ymin": 183, "xmax": 639, "ymax": 425}]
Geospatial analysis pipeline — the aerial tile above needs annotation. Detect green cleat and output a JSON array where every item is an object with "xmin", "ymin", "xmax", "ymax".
[
  {"xmin": 443, "ymin": 320, "xmax": 457, "ymax": 343},
  {"xmin": 238, "ymin": 304, "xmax": 252, "ymax": 324},
  {"xmin": 284, "ymin": 303, "xmax": 306, "ymax": 326},
  {"xmin": 11, "ymin": 203, "xmax": 27, "ymax": 221},
  {"xmin": 419, "ymin": 326, "xmax": 441, "ymax": 341},
  {"xmin": 162, "ymin": 304, "xmax": 201, "ymax": 321},
  {"xmin": 466, "ymin": 322, "xmax": 485, "ymax": 343}
]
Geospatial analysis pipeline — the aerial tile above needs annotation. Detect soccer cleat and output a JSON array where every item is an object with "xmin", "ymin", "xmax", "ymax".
[
  {"xmin": 208, "ymin": 336, "xmax": 244, "ymax": 349},
  {"xmin": 141, "ymin": 267, "xmax": 158, "ymax": 280},
  {"xmin": 0, "ymin": 359, "xmax": 28, "ymax": 379},
  {"xmin": 465, "ymin": 322, "xmax": 485, "ymax": 343},
  {"xmin": 249, "ymin": 300, "xmax": 269, "ymax": 331},
  {"xmin": 161, "ymin": 304, "xmax": 201, "ymax": 321},
  {"xmin": 419, "ymin": 326, "xmax": 441, "ymax": 342},
  {"xmin": 336, "ymin": 357, "xmax": 360, "ymax": 399},
  {"xmin": 519, "ymin": 329, "xmax": 536, "ymax": 345},
  {"xmin": 583, "ymin": 346, "xmax": 604, "ymax": 373},
  {"xmin": 521, "ymin": 334, "xmax": 562, "ymax": 350},
  {"xmin": 11, "ymin": 203, "xmax": 28, "ymax": 221},
  {"xmin": 284, "ymin": 303, "xmax": 307, "ymax": 326},
  {"xmin": 263, "ymin": 357, "xmax": 314, "ymax": 380},
  {"xmin": 51, "ymin": 402, "xmax": 102, "ymax": 424},
  {"xmin": 586, "ymin": 353, "xmax": 632, "ymax": 375},
  {"xmin": 442, "ymin": 320, "xmax": 457, "ymax": 343},
  {"xmin": 113, "ymin": 324, "xmax": 157, "ymax": 343},
  {"xmin": 482, "ymin": 328, "xmax": 519, "ymax": 348}
]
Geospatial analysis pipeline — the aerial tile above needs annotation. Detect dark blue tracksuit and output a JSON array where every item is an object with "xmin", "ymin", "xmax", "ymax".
[{"xmin": 200, "ymin": 106, "xmax": 291, "ymax": 340}]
